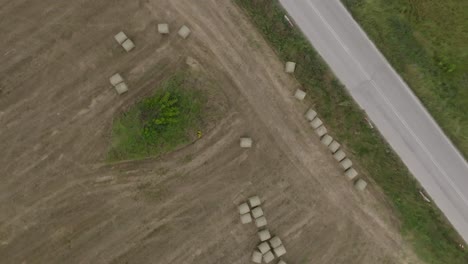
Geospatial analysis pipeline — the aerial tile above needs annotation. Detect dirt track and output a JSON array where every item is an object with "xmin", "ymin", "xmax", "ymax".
[{"xmin": 0, "ymin": 0, "xmax": 420, "ymax": 263}]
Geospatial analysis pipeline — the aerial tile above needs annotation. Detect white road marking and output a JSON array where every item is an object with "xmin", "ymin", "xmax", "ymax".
[{"xmin": 304, "ymin": 0, "xmax": 468, "ymax": 205}]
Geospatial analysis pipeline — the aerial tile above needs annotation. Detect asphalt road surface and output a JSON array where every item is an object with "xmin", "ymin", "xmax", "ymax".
[{"xmin": 278, "ymin": 0, "xmax": 468, "ymax": 243}]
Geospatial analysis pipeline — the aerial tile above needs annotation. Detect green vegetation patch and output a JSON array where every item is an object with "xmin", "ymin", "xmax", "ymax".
[
  {"xmin": 342, "ymin": 0, "xmax": 468, "ymax": 159},
  {"xmin": 235, "ymin": 0, "xmax": 467, "ymax": 263},
  {"xmin": 108, "ymin": 72, "xmax": 203, "ymax": 161}
]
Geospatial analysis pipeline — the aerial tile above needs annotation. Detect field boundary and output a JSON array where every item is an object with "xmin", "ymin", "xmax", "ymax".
[{"xmin": 235, "ymin": 0, "xmax": 467, "ymax": 263}]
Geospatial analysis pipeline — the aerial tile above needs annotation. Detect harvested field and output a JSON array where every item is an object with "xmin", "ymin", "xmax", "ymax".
[{"xmin": 0, "ymin": 0, "xmax": 420, "ymax": 263}]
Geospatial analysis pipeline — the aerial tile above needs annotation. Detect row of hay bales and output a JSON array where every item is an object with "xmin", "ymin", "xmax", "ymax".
[
  {"xmin": 238, "ymin": 196, "xmax": 288, "ymax": 264},
  {"xmin": 306, "ymin": 107, "xmax": 367, "ymax": 190},
  {"xmin": 108, "ymin": 24, "xmax": 192, "ymax": 95},
  {"xmin": 157, "ymin": 23, "xmax": 192, "ymax": 39},
  {"xmin": 109, "ymin": 73, "xmax": 128, "ymax": 95},
  {"xmin": 285, "ymin": 61, "xmax": 367, "ymax": 191}
]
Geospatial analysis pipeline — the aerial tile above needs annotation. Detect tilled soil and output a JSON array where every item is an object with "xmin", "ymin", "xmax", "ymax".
[{"xmin": 0, "ymin": 0, "xmax": 420, "ymax": 263}]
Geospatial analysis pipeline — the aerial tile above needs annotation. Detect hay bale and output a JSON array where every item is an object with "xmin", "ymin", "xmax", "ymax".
[
  {"xmin": 121, "ymin": 39, "xmax": 135, "ymax": 52},
  {"xmin": 310, "ymin": 117, "xmax": 323, "ymax": 129},
  {"xmin": 321, "ymin": 135, "xmax": 333, "ymax": 146},
  {"xmin": 158, "ymin": 23, "xmax": 169, "ymax": 34},
  {"xmin": 114, "ymin": 82, "xmax": 128, "ymax": 95},
  {"xmin": 178, "ymin": 25, "xmax": 191, "ymax": 39},
  {"xmin": 248, "ymin": 196, "xmax": 261, "ymax": 207},
  {"xmin": 240, "ymin": 137, "xmax": 253, "ymax": 148},
  {"xmin": 238, "ymin": 202, "xmax": 250, "ymax": 214},
  {"xmin": 294, "ymin": 89, "xmax": 306, "ymax": 100},
  {"xmin": 251, "ymin": 207, "xmax": 264, "ymax": 219},
  {"xmin": 315, "ymin": 126, "xmax": 327, "ymax": 137},
  {"xmin": 340, "ymin": 158, "xmax": 352, "ymax": 170},
  {"xmin": 252, "ymin": 250, "xmax": 262, "ymax": 263},
  {"xmin": 285, "ymin": 61, "xmax": 296, "ymax": 73},
  {"xmin": 109, "ymin": 73, "xmax": 124, "ymax": 86},
  {"xmin": 333, "ymin": 150, "xmax": 346, "ymax": 162},
  {"xmin": 305, "ymin": 108, "xmax": 317, "ymax": 121},
  {"xmin": 240, "ymin": 213, "xmax": 252, "ymax": 224},
  {"xmin": 255, "ymin": 216, "xmax": 267, "ymax": 228},
  {"xmin": 274, "ymin": 245, "xmax": 286, "ymax": 257},
  {"xmin": 257, "ymin": 242, "xmax": 271, "ymax": 254},
  {"xmin": 328, "ymin": 140, "xmax": 340, "ymax": 153},
  {"xmin": 114, "ymin": 31, "xmax": 128, "ymax": 44},
  {"xmin": 263, "ymin": 251, "xmax": 275, "ymax": 263},
  {"xmin": 269, "ymin": 236, "xmax": 282, "ymax": 248},
  {"xmin": 278, "ymin": 260, "xmax": 287, "ymax": 264},
  {"xmin": 258, "ymin": 229, "xmax": 271, "ymax": 241},
  {"xmin": 345, "ymin": 168, "xmax": 358, "ymax": 181},
  {"xmin": 355, "ymin": 179, "xmax": 367, "ymax": 191}
]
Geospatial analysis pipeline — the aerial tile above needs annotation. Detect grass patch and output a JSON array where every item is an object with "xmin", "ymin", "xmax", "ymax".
[
  {"xmin": 341, "ymin": 0, "xmax": 468, "ymax": 159},
  {"xmin": 108, "ymin": 72, "xmax": 203, "ymax": 161},
  {"xmin": 235, "ymin": 0, "xmax": 467, "ymax": 263}
]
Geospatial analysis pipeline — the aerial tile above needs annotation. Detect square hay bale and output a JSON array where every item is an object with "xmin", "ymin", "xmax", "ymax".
[
  {"xmin": 114, "ymin": 82, "xmax": 128, "ymax": 95},
  {"xmin": 328, "ymin": 140, "xmax": 340, "ymax": 153},
  {"xmin": 239, "ymin": 202, "xmax": 250, "ymax": 214},
  {"xmin": 310, "ymin": 117, "xmax": 323, "ymax": 129},
  {"xmin": 345, "ymin": 168, "xmax": 358, "ymax": 181},
  {"xmin": 263, "ymin": 251, "xmax": 275, "ymax": 263},
  {"xmin": 258, "ymin": 229, "xmax": 271, "ymax": 241},
  {"xmin": 294, "ymin": 89, "xmax": 306, "ymax": 100},
  {"xmin": 285, "ymin": 61, "xmax": 296, "ymax": 73},
  {"xmin": 255, "ymin": 216, "xmax": 267, "ymax": 228},
  {"xmin": 333, "ymin": 150, "xmax": 346, "ymax": 162},
  {"xmin": 248, "ymin": 196, "xmax": 261, "ymax": 207},
  {"xmin": 354, "ymin": 179, "xmax": 368, "ymax": 191},
  {"xmin": 315, "ymin": 125, "xmax": 327, "ymax": 137},
  {"xmin": 305, "ymin": 108, "xmax": 317, "ymax": 121},
  {"xmin": 269, "ymin": 236, "xmax": 282, "ymax": 248},
  {"xmin": 257, "ymin": 242, "xmax": 271, "ymax": 254},
  {"xmin": 340, "ymin": 158, "xmax": 352, "ymax": 170},
  {"xmin": 158, "ymin": 23, "xmax": 169, "ymax": 34},
  {"xmin": 114, "ymin": 31, "xmax": 128, "ymax": 44},
  {"xmin": 121, "ymin": 39, "xmax": 135, "ymax": 52},
  {"xmin": 273, "ymin": 245, "xmax": 286, "ymax": 257},
  {"xmin": 251, "ymin": 207, "xmax": 264, "ymax": 219},
  {"xmin": 178, "ymin": 25, "xmax": 191, "ymax": 39},
  {"xmin": 321, "ymin": 135, "xmax": 333, "ymax": 146},
  {"xmin": 109, "ymin": 73, "xmax": 124, "ymax": 86},
  {"xmin": 240, "ymin": 213, "xmax": 252, "ymax": 224},
  {"xmin": 252, "ymin": 250, "xmax": 262, "ymax": 263},
  {"xmin": 240, "ymin": 137, "xmax": 253, "ymax": 148},
  {"xmin": 278, "ymin": 260, "xmax": 287, "ymax": 264}
]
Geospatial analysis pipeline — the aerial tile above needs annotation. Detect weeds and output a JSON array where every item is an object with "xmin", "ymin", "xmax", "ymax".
[{"xmin": 108, "ymin": 72, "xmax": 203, "ymax": 161}]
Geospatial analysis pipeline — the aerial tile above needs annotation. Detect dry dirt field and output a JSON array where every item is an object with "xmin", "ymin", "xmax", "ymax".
[{"xmin": 0, "ymin": 0, "xmax": 421, "ymax": 263}]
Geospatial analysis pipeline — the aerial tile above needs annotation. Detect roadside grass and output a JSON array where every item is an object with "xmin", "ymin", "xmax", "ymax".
[
  {"xmin": 108, "ymin": 72, "xmax": 204, "ymax": 161},
  {"xmin": 342, "ymin": 0, "xmax": 468, "ymax": 160},
  {"xmin": 235, "ymin": 0, "xmax": 467, "ymax": 263}
]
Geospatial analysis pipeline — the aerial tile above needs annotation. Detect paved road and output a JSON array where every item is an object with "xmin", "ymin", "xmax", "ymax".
[{"xmin": 278, "ymin": 0, "xmax": 468, "ymax": 242}]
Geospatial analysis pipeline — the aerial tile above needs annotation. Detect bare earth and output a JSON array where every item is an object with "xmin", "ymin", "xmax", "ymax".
[{"xmin": 0, "ymin": 0, "xmax": 420, "ymax": 263}]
